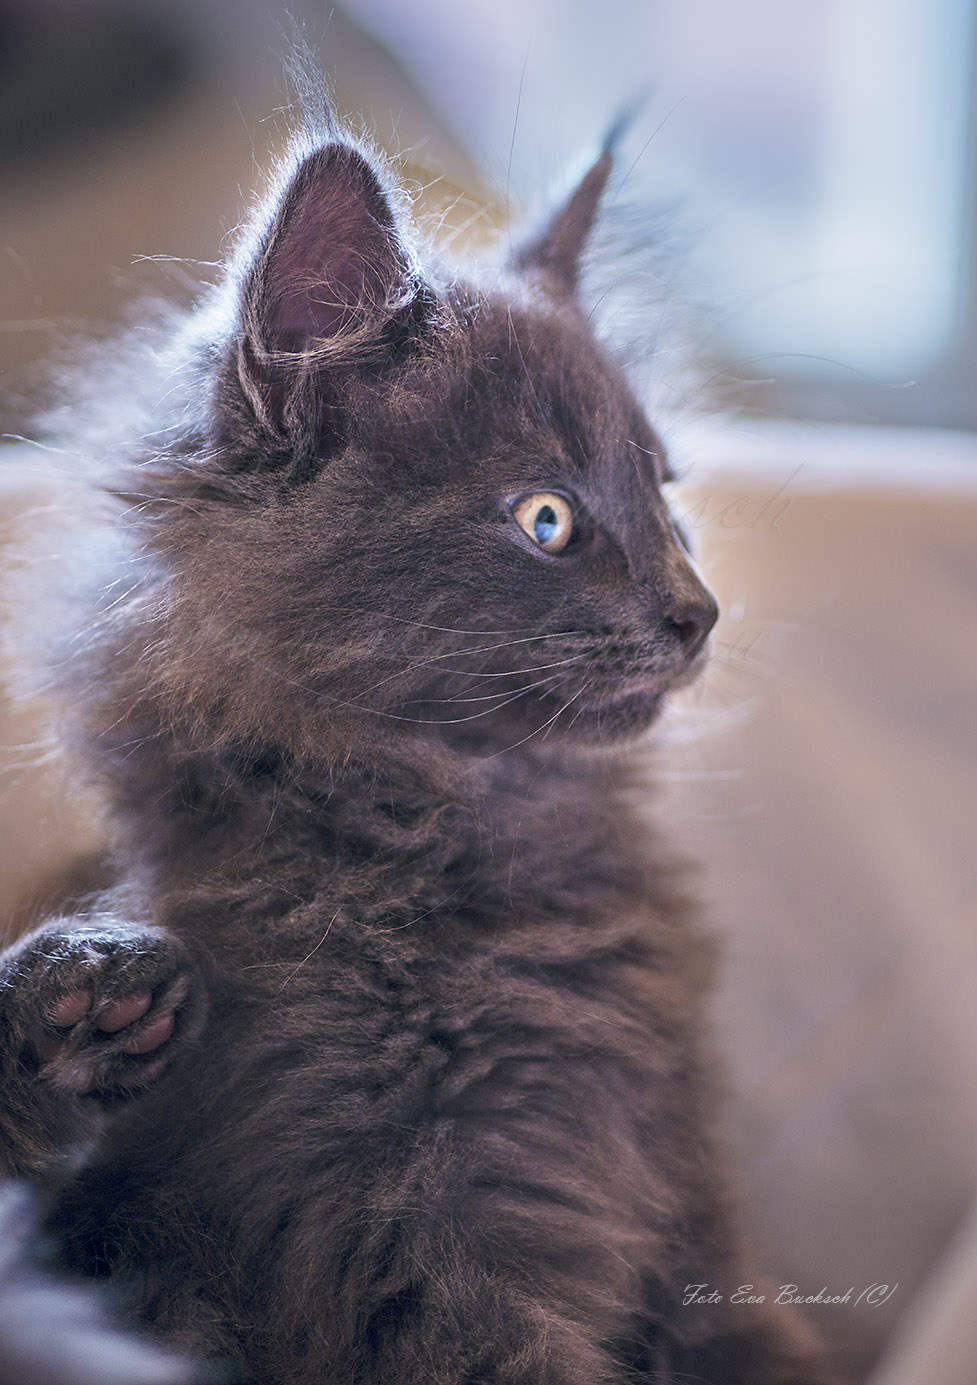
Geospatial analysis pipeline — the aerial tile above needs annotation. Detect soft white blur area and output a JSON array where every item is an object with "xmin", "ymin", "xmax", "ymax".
[{"xmin": 344, "ymin": 0, "xmax": 977, "ymax": 407}]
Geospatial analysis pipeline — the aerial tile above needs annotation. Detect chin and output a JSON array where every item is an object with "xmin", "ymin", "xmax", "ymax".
[
  {"xmin": 436, "ymin": 662, "xmax": 709, "ymax": 753},
  {"xmin": 571, "ymin": 654, "xmax": 713, "ymax": 742},
  {"xmin": 529, "ymin": 659, "xmax": 712, "ymax": 746},
  {"xmin": 561, "ymin": 689, "xmax": 667, "ymax": 743},
  {"xmin": 475, "ymin": 685, "xmax": 668, "ymax": 750}
]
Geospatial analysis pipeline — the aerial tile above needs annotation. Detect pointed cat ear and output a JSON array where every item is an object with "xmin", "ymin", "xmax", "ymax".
[
  {"xmin": 511, "ymin": 145, "xmax": 614, "ymax": 296},
  {"xmin": 230, "ymin": 141, "xmax": 416, "ymax": 451},
  {"xmin": 244, "ymin": 141, "xmax": 410, "ymax": 354}
]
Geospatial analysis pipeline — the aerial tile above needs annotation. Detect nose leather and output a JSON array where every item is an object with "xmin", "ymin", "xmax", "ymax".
[
  {"xmin": 665, "ymin": 588, "xmax": 719, "ymax": 658},
  {"xmin": 661, "ymin": 552, "xmax": 719, "ymax": 657}
]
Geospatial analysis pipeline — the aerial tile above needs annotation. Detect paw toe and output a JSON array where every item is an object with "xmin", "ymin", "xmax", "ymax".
[
  {"xmin": 96, "ymin": 990, "xmax": 152, "ymax": 1033},
  {"xmin": 122, "ymin": 1010, "xmax": 175, "ymax": 1055},
  {"xmin": 47, "ymin": 989, "xmax": 91, "ymax": 1027}
]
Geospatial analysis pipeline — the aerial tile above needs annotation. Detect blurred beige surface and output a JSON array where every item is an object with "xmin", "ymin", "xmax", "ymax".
[{"xmin": 665, "ymin": 426, "xmax": 977, "ymax": 1383}]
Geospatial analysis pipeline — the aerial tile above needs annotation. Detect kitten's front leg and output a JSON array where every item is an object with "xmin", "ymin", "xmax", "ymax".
[{"xmin": 0, "ymin": 917, "xmax": 206, "ymax": 1178}]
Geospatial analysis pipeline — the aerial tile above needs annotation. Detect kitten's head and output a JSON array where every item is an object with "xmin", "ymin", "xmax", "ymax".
[{"xmin": 139, "ymin": 126, "xmax": 716, "ymax": 763}]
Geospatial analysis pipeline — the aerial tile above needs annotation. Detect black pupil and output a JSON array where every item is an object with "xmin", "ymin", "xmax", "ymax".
[{"xmin": 533, "ymin": 504, "xmax": 559, "ymax": 546}]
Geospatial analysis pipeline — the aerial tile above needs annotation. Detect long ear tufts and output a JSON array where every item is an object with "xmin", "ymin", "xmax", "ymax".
[
  {"xmin": 600, "ymin": 89, "xmax": 648, "ymax": 161},
  {"xmin": 282, "ymin": 31, "xmax": 342, "ymax": 147}
]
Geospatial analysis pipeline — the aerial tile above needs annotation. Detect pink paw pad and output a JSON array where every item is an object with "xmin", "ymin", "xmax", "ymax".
[
  {"xmin": 122, "ymin": 1010, "xmax": 174, "ymax": 1055},
  {"xmin": 96, "ymin": 991, "xmax": 152, "ymax": 1033},
  {"xmin": 38, "ymin": 985, "xmax": 180, "ymax": 1092},
  {"xmin": 47, "ymin": 989, "xmax": 91, "ymax": 1028}
]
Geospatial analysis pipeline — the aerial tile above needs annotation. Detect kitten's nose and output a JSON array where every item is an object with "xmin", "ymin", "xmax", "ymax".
[{"xmin": 665, "ymin": 589, "xmax": 719, "ymax": 659}]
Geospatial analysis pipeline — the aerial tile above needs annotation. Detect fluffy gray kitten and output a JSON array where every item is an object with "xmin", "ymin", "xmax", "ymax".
[{"xmin": 0, "ymin": 89, "xmax": 836, "ymax": 1385}]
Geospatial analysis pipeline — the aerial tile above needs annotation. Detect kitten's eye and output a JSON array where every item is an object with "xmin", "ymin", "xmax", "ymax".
[{"xmin": 511, "ymin": 492, "xmax": 575, "ymax": 554}]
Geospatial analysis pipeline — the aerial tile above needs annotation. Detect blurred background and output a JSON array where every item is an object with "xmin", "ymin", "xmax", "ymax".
[
  {"xmin": 2, "ymin": 0, "xmax": 977, "ymax": 424},
  {"xmin": 2, "ymin": 4, "xmax": 977, "ymax": 1385}
]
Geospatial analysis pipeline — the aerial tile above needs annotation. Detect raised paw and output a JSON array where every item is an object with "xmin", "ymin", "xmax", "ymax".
[{"xmin": 1, "ymin": 918, "xmax": 205, "ymax": 1105}]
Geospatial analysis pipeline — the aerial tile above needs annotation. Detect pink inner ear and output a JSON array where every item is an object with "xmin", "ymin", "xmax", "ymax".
[{"xmin": 260, "ymin": 144, "xmax": 403, "ymax": 348}]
